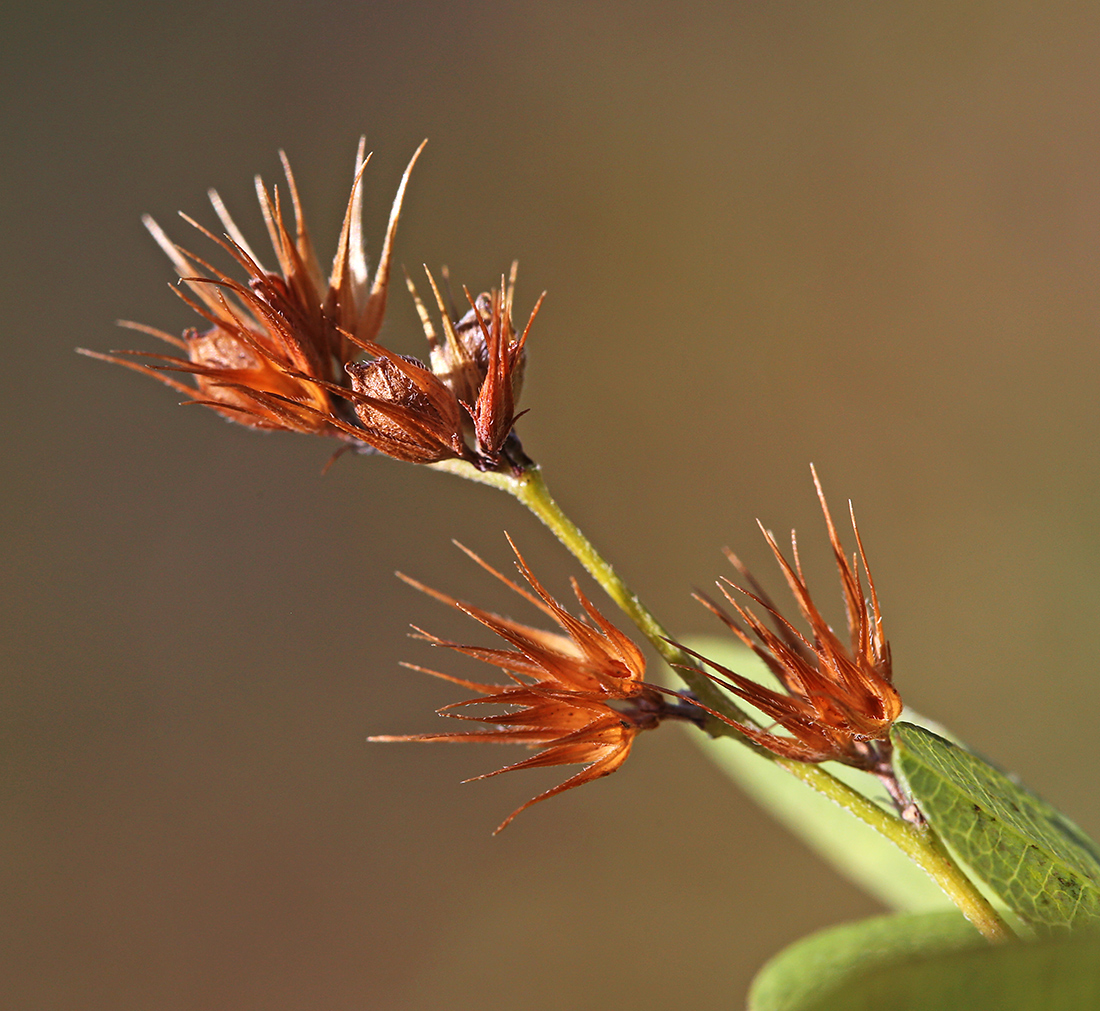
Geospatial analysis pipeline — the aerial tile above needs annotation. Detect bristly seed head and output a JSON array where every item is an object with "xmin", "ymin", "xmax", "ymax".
[
  {"xmin": 678, "ymin": 466, "xmax": 902, "ymax": 770},
  {"xmin": 406, "ymin": 263, "xmax": 543, "ymax": 467},
  {"xmin": 80, "ymin": 142, "xmax": 541, "ymax": 473},
  {"xmin": 370, "ymin": 536, "xmax": 671, "ymax": 833},
  {"xmin": 80, "ymin": 140, "xmax": 424, "ymax": 439}
]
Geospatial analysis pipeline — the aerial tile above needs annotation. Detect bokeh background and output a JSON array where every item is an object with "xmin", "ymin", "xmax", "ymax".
[{"xmin": 6, "ymin": 2, "xmax": 1100, "ymax": 1007}]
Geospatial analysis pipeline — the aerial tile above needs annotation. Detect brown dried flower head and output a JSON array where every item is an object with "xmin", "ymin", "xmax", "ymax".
[
  {"xmin": 81, "ymin": 142, "xmax": 546, "ymax": 472},
  {"xmin": 371, "ymin": 537, "xmax": 667, "ymax": 833},
  {"xmin": 80, "ymin": 139, "xmax": 425, "ymax": 438},
  {"xmin": 407, "ymin": 264, "xmax": 543, "ymax": 464},
  {"xmin": 683, "ymin": 468, "xmax": 902, "ymax": 769}
]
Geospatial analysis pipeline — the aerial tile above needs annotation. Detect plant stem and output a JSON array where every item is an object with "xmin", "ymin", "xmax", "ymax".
[
  {"xmin": 778, "ymin": 760, "xmax": 1015, "ymax": 942},
  {"xmin": 430, "ymin": 456, "xmax": 1016, "ymax": 942},
  {"xmin": 430, "ymin": 458, "xmax": 754, "ymax": 727}
]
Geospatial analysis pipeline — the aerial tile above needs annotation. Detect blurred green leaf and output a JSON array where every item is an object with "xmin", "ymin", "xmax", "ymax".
[
  {"xmin": 683, "ymin": 637, "xmax": 952, "ymax": 912},
  {"xmin": 891, "ymin": 722, "xmax": 1100, "ymax": 931},
  {"xmin": 748, "ymin": 911, "xmax": 981, "ymax": 1010},
  {"xmin": 749, "ymin": 912, "xmax": 1100, "ymax": 1011}
]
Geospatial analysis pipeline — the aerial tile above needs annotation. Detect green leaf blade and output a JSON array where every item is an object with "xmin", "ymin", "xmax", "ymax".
[
  {"xmin": 750, "ymin": 912, "xmax": 1100, "ymax": 1011},
  {"xmin": 748, "ymin": 911, "xmax": 983, "ymax": 1010},
  {"xmin": 891, "ymin": 722, "xmax": 1100, "ymax": 931},
  {"xmin": 693, "ymin": 728, "xmax": 952, "ymax": 912}
]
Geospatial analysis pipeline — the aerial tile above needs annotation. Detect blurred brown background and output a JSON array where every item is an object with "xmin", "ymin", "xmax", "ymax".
[{"xmin": 5, "ymin": 1, "xmax": 1100, "ymax": 1007}]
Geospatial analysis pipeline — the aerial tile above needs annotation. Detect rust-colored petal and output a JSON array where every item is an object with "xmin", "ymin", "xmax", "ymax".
[{"xmin": 465, "ymin": 281, "xmax": 543, "ymax": 460}]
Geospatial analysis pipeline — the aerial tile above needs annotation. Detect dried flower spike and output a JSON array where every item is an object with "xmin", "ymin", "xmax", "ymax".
[
  {"xmin": 79, "ymin": 139, "xmax": 424, "ymax": 439},
  {"xmin": 371, "ymin": 537, "xmax": 672, "ymax": 832},
  {"xmin": 681, "ymin": 467, "xmax": 902, "ymax": 770}
]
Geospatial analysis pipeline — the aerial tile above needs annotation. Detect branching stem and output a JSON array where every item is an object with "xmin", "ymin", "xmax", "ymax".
[
  {"xmin": 431, "ymin": 459, "xmax": 753, "ymax": 727},
  {"xmin": 429, "ymin": 455, "xmax": 1016, "ymax": 942}
]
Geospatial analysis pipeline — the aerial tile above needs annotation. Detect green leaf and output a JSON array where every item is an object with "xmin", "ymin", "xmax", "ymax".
[
  {"xmin": 748, "ymin": 911, "xmax": 982, "ymax": 1010},
  {"xmin": 891, "ymin": 722, "xmax": 1100, "ymax": 931},
  {"xmin": 749, "ymin": 912, "xmax": 1100, "ymax": 1011},
  {"xmin": 683, "ymin": 637, "xmax": 952, "ymax": 912}
]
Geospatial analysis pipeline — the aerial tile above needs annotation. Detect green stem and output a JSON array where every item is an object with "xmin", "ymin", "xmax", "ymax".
[
  {"xmin": 778, "ymin": 760, "xmax": 1015, "ymax": 942},
  {"xmin": 430, "ymin": 459, "xmax": 753, "ymax": 728},
  {"xmin": 429, "ymin": 456, "xmax": 1016, "ymax": 943}
]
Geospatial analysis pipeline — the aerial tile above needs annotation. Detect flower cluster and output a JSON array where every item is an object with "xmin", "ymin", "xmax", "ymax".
[
  {"xmin": 82, "ymin": 142, "xmax": 907, "ymax": 833},
  {"xmin": 682, "ymin": 470, "xmax": 902, "ymax": 770},
  {"xmin": 80, "ymin": 142, "xmax": 539, "ymax": 471},
  {"xmin": 371, "ymin": 539, "xmax": 672, "ymax": 833}
]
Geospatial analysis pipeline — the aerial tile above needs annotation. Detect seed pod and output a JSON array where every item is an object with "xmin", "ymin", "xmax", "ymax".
[{"xmin": 344, "ymin": 352, "xmax": 467, "ymax": 464}]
